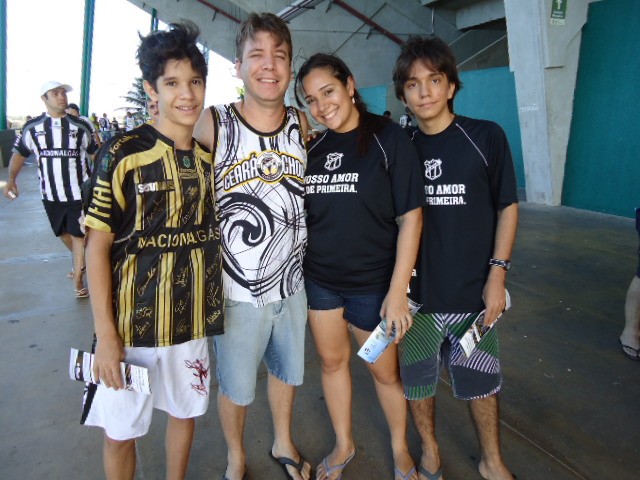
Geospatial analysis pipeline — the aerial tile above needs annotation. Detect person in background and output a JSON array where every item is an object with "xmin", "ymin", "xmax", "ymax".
[
  {"xmin": 110, "ymin": 117, "xmax": 120, "ymax": 133},
  {"xmin": 146, "ymin": 99, "xmax": 160, "ymax": 124},
  {"xmin": 4, "ymin": 82, "xmax": 97, "ymax": 298},
  {"xmin": 398, "ymin": 106, "xmax": 413, "ymax": 129},
  {"xmin": 124, "ymin": 111, "xmax": 136, "ymax": 131},
  {"xmin": 67, "ymin": 103, "xmax": 102, "ymax": 148},
  {"xmin": 620, "ymin": 208, "xmax": 640, "ymax": 360},
  {"xmin": 99, "ymin": 113, "xmax": 112, "ymax": 141}
]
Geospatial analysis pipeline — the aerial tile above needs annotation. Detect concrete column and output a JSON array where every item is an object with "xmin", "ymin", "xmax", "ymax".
[{"xmin": 504, "ymin": 0, "xmax": 590, "ymax": 205}]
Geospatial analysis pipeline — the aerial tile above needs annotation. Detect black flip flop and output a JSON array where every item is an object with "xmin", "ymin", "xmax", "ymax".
[{"xmin": 269, "ymin": 450, "xmax": 308, "ymax": 480}]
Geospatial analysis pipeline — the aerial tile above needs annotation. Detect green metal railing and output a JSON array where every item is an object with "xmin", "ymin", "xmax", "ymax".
[{"xmin": 80, "ymin": 0, "xmax": 95, "ymax": 117}]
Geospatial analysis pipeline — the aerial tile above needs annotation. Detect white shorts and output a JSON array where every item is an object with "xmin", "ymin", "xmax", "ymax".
[{"xmin": 83, "ymin": 338, "xmax": 210, "ymax": 441}]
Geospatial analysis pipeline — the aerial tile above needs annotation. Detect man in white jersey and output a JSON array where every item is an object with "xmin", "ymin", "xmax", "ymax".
[
  {"xmin": 124, "ymin": 111, "xmax": 137, "ymax": 131},
  {"xmin": 4, "ymin": 81, "xmax": 97, "ymax": 298},
  {"xmin": 195, "ymin": 12, "xmax": 310, "ymax": 480}
]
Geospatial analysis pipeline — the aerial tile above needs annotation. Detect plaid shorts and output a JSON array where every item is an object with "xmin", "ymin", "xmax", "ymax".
[{"xmin": 399, "ymin": 312, "xmax": 502, "ymax": 401}]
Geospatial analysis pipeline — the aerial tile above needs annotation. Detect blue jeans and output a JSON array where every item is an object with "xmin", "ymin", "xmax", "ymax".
[{"xmin": 213, "ymin": 289, "xmax": 307, "ymax": 405}]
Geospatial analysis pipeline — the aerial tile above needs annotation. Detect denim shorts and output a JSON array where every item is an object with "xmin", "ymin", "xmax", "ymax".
[
  {"xmin": 213, "ymin": 289, "xmax": 307, "ymax": 406},
  {"xmin": 305, "ymin": 276, "xmax": 386, "ymax": 332}
]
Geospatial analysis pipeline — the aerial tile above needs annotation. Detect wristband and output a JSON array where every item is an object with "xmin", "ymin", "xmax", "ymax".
[{"xmin": 489, "ymin": 258, "xmax": 511, "ymax": 271}]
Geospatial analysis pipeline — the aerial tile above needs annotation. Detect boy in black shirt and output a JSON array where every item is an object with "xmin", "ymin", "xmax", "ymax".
[{"xmin": 393, "ymin": 36, "xmax": 518, "ymax": 480}]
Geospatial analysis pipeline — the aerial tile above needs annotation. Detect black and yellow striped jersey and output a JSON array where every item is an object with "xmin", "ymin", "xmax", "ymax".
[{"xmin": 85, "ymin": 124, "xmax": 224, "ymax": 347}]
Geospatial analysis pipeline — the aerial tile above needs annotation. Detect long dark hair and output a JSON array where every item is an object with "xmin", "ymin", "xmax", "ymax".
[{"xmin": 295, "ymin": 53, "xmax": 388, "ymax": 156}]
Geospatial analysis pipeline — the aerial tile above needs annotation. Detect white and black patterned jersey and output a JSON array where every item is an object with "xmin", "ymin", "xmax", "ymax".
[
  {"xmin": 211, "ymin": 104, "xmax": 307, "ymax": 307},
  {"xmin": 13, "ymin": 113, "xmax": 98, "ymax": 202}
]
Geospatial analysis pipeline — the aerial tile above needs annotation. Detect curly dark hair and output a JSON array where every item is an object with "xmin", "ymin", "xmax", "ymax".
[
  {"xmin": 137, "ymin": 21, "xmax": 208, "ymax": 90},
  {"xmin": 392, "ymin": 36, "xmax": 462, "ymax": 112}
]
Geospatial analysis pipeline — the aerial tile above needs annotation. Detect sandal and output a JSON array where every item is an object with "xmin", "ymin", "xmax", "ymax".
[
  {"xmin": 317, "ymin": 451, "xmax": 355, "ymax": 479},
  {"xmin": 269, "ymin": 450, "xmax": 309, "ymax": 480},
  {"xmin": 68, "ymin": 266, "xmax": 86, "ymax": 279},
  {"xmin": 74, "ymin": 288, "xmax": 89, "ymax": 298},
  {"xmin": 620, "ymin": 339, "xmax": 640, "ymax": 360},
  {"xmin": 418, "ymin": 465, "xmax": 443, "ymax": 480},
  {"xmin": 395, "ymin": 465, "xmax": 417, "ymax": 480}
]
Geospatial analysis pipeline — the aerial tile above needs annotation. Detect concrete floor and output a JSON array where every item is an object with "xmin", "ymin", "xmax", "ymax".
[{"xmin": 1, "ymin": 163, "xmax": 638, "ymax": 480}]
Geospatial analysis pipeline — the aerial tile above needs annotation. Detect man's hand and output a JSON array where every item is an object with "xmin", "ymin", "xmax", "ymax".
[
  {"xmin": 3, "ymin": 182, "xmax": 18, "ymax": 200},
  {"xmin": 93, "ymin": 331, "xmax": 125, "ymax": 390},
  {"xmin": 482, "ymin": 269, "xmax": 507, "ymax": 326}
]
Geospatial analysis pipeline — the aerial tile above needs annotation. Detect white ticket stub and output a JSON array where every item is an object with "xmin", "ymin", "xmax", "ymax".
[
  {"xmin": 357, "ymin": 299, "xmax": 422, "ymax": 364},
  {"xmin": 460, "ymin": 290, "xmax": 511, "ymax": 358},
  {"xmin": 69, "ymin": 348, "xmax": 151, "ymax": 395}
]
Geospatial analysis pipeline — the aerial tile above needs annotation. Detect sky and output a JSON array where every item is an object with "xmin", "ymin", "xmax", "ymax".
[{"xmin": 6, "ymin": 0, "xmax": 243, "ymax": 119}]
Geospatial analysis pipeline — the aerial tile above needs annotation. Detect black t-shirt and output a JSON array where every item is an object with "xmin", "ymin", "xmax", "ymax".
[
  {"xmin": 304, "ymin": 118, "xmax": 423, "ymax": 293},
  {"xmin": 408, "ymin": 115, "xmax": 518, "ymax": 312}
]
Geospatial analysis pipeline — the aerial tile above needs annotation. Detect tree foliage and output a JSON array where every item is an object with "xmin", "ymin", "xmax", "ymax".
[{"xmin": 120, "ymin": 77, "xmax": 148, "ymax": 121}]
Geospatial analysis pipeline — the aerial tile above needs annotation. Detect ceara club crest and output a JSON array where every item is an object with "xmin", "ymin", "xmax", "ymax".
[
  {"xmin": 424, "ymin": 159, "xmax": 442, "ymax": 181},
  {"xmin": 324, "ymin": 153, "xmax": 343, "ymax": 171}
]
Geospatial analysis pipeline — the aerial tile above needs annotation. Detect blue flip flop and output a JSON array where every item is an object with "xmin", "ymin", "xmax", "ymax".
[
  {"xmin": 319, "ymin": 451, "xmax": 355, "ymax": 479},
  {"xmin": 395, "ymin": 465, "xmax": 417, "ymax": 480},
  {"xmin": 418, "ymin": 465, "xmax": 443, "ymax": 480}
]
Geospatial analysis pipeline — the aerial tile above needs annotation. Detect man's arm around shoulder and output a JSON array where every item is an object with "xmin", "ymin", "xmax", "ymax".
[
  {"xmin": 194, "ymin": 107, "xmax": 216, "ymax": 152},
  {"xmin": 297, "ymin": 108, "xmax": 309, "ymax": 141},
  {"xmin": 85, "ymin": 228, "xmax": 125, "ymax": 390}
]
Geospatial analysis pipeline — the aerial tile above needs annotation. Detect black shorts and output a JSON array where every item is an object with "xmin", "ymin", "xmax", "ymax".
[{"xmin": 42, "ymin": 200, "xmax": 84, "ymax": 238}]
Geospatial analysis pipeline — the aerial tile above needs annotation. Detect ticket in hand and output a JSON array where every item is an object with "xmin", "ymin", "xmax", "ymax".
[
  {"xmin": 357, "ymin": 299, "xmax": 422, "ymax": 364},
  {"xmin": 460, "ymin": 290, "xmax": 511, "ymax": 358}
]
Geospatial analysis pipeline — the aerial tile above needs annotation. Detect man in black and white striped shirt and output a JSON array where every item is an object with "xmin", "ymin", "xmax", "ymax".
[{"xmin": 4, "ymin": 81, "xmax": 98, "ymax": 297}]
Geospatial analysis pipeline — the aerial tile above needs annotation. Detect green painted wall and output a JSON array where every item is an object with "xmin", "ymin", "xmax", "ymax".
[
  {"xmin": 360, "ymin": 69, "xmax": 524, "ymax": 191},
  {"xmin": 455, "ymin": 67, "xmax": 525, "ymax": 191},
  {"xmin": 359, "ymin": 85, "xmax": 387, "ymax": 116},
  {"xmin": 562, "ymin": 0, "xmax": 640, "ymax": 218}
]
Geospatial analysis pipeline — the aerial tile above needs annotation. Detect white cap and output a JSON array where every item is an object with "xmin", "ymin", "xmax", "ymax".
[{"xmin": 40, "ymin": 81, "xmax": 72, "ymax": 96}]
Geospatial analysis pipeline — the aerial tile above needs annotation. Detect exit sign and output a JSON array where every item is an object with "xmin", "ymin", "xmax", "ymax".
[{"xmin": 550, "ymin": 0, "xmax": 567, "ymax": 25}]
